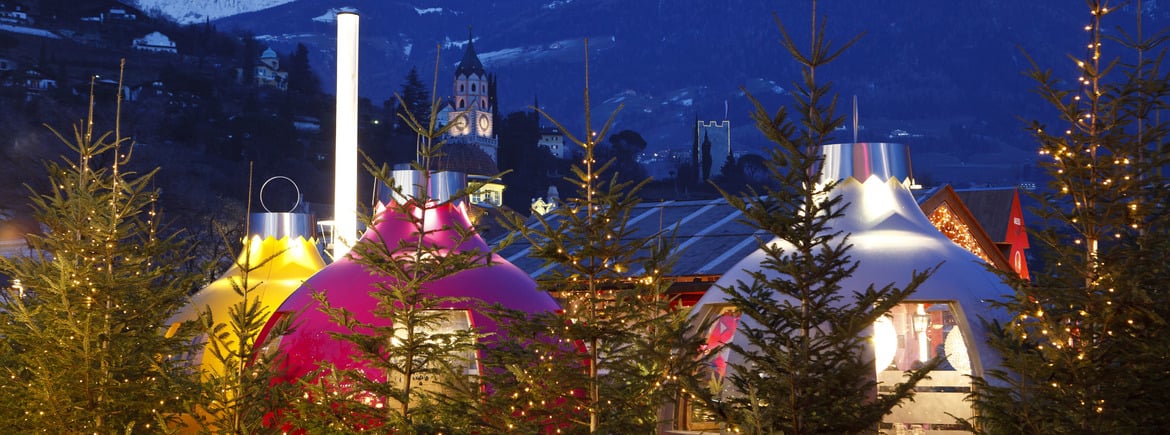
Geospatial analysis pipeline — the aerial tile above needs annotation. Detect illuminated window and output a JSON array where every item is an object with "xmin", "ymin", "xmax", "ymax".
[
  {"xmin": 874, "ymin": 302, "xmax": 974, "ymax": 432},
  {"xmin": 9, "ymin": 278, "xmax": 24, "ymax": 298},
  {"xmin": 392, "ymin": 309, "xmax": 478, "ymax": 377},
  {"xmin": 687, "ymin": 304, "xmax": 741, "ymax": 429}
]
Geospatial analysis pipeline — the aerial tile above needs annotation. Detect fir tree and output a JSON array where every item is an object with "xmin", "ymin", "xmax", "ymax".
[
  {"xmin": 700, "ymin": 130, "xmax": 713, "ymax": 181},
  {"xmin": 966, "ymin": 1, "xmax": 1170, "ymax": 432},
  {"xmin": 187, "ymin": 274, "xmax": 295, "ymax": 434},
  {"xmin": 696, "ymin": 5, "xmax": 936, "ymax": 433},
  {"xmin": 692, "ymin": 113, "xmax": 701, "ymax": 186},
  {"xmin": 286, "ymin": 43, "xmax": 321, "ymax": 95},
  {"xmin": 395, "ymin": 66, "xmax": 431, "ymax": 135},
  {"xmin": 0, "ymin": 75, "xmax": 201, "ymax": 432},
  {"xmin": 496, "ymin": 108, "xmax": 559, "ymax": 212},
  {"xmin": 286, "ymin": 49, "xmax": 488, "ymax": 433},
  {"xmin": 483, "ymin": 39, "xmax": 708, "ymax": 434},
  {"xmin": 182, "ymin": 176, "xmax": 297, "ymax": 434},
  {"xmin": 600, "ymin": 128, "xmax": 649, "ymax": 186},
  {"xmin": 238, "ymin": 33, "xmax": 259, "ymax": 88}
]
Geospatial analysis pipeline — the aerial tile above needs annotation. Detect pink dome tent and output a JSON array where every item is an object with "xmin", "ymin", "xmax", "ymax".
[{"xmin": 256, "ymin": 170, "xmax": 560, "ymax": 383}]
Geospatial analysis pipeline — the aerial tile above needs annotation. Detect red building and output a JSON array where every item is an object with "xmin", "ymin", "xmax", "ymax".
[{"xmin": 953, "ymin": 187, "xmax": 1031, "ymax": 280}]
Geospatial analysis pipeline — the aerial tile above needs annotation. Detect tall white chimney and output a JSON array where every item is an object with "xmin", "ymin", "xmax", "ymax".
[{"xmin": 333, "ymin": 11, "xmax": 359, "ymax": 259}]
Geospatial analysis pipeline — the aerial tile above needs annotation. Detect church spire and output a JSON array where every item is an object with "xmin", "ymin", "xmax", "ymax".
[{"xmin": 455, "ymin": 26, "xmax": 486, "ymax": 77}]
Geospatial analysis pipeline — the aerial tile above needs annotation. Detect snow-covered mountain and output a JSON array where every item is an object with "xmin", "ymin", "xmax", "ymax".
[
  {"xmin": 134, "ymin": 0, "xmax": 295, "ymax": 24},
  {"xmin": 143, "ymin": 0, "xmax": 1170, "ymax": 185}
]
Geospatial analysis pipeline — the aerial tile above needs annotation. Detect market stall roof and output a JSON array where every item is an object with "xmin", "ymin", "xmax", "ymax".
[{"xmin": 493, "ymin": 197, "xmax": 766, "ymax": 280}]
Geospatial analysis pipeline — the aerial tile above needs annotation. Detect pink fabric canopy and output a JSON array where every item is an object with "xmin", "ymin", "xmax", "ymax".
[{"xmin": 258, "ymin": 200, "xmax": 560, "ymax": 382}]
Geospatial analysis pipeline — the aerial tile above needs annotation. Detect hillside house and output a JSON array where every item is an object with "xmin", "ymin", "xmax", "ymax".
[
  {"xmin": 538, "ymin": 127, "xmax": 576, "ymax": 159},
  {"xmin": 0, "ymin": 2, "xmax": 31, "ymax": 25},
  {"xmin": 255, "ymin": 47, "xmax": 287, "ymax": 90},
  {"xmin": 129, "ymin": 80, "xmax": 168, "ymax": 102},
  {"xmin": 80, "ymin": 2, "xmax": 140, "ymax": 23},
  {"xmin": 132, "ymin": 31, "xmax": 177, "ymax": 54},
  {"xmin": 22, "ymin": 67, "xmax": 56, "ymax": 99}
]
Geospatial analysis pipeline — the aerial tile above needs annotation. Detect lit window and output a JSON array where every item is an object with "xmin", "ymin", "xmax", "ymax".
[
  {"xmin": 874, "ymin": 302, "xmax": 975, "ymax": 431},
  {"xmin": 393, "ymin": 310, "xmax": 478, "ymax": 376}
]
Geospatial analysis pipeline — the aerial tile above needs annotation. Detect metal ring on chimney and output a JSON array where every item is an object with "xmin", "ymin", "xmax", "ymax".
[{"xmin": 260, "ymin": 176, "xmax": 301, "ymax": 213}]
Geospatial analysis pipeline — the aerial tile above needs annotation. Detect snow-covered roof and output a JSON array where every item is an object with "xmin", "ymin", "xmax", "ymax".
[
  {"xmin": 132, "ymin": 32, "xmax": 176, "ymax": 54},
  {"xmin": 137, "ymin": 31, "xmax": 173, "ymax": 46}
]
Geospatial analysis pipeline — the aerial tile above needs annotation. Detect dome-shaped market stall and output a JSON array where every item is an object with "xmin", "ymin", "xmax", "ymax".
[
  {"xmin": 169, "ymin": 209, "xmax": 325, "ymax": 376},
  {"xmin": 690, "ymin": 142, "xmax": 1010, "ymax": 433},
  {"xmin": 257, "ymin": 170, "xmax": 560, "ymax": 391}
]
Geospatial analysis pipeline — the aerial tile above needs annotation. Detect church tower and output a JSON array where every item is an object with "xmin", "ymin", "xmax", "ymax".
[
  {"xmin": 436, "ymin": 28, "xmax": 504, "ymax": 208},
  {"xmin": 446, "ymin": 29, "xmax": 497, "ymax": 158}
]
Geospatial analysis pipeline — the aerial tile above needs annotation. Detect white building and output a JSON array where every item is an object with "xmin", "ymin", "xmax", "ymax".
[
  {"xmin": 0, "ymin": 2, "xmax": 31, "ymax": 25},
  {"xmin": 537, "ymin": 127, "xmax": 574, "ymax": 159},
  {"xmin": 255, "ymin": 47, "xmax": 287, "ymax": 90},
  {"xmin": 132, "ymin": 31, "xmax": 177, "ymax": 54}
]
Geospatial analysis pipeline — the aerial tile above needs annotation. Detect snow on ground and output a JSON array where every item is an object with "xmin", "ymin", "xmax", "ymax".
[
  {"xmin": 256, "ymin": 33, "xmax": 317, "ymax": 42},
  {"xmin": 461, "ymin": 37, "xmax": 583, "ymax": 67},
  {"xmin": 415, "ymin": 7, "xmax": 443, "ymax": 15},
  {"xmin": 312, "ymin": 7, "xmax": 359, "ymax": 23},
  {"xmin": 135, "ymin": 0, "xmax": 297, "ymax": 24},
  {"xmin": 0, "ymin": 23, "xmax": 60, "ymax": 39},
  {"xmin": 544, "ymin": 0, "xmax": 575, "ymax": 9},
  {"xmin": 476, "ymin": 47, "xmax": 525, "ymax": 64}
]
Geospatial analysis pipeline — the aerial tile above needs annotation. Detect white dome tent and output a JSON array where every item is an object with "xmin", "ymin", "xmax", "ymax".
[{"xmin": 690, "ymin": 142, "xmax": 1011, "ymax": 433}]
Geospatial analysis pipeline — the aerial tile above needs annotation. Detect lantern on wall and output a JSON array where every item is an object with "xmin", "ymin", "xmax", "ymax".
[{"xmin": 690, "ymin": 142, "xmax": 1010, "ymax": 432}]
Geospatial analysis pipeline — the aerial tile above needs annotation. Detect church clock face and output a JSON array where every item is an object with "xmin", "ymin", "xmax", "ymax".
[
  {"xmin": 453, "ymin": 114, "xmax": 468, "ymax": 135},
  {"xmin": 477, "ymin": 113, "xmax": 491, "ymax": 135}
]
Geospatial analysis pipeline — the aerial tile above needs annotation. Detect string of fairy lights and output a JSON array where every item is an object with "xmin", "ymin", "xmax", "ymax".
[
  {"xmin": 1025, "ymin": 1, "xmax": 1152, "ymax": 418},
  {"xmin": 927, "ymin": 204, "xmax": 991, "ymax": 265}
]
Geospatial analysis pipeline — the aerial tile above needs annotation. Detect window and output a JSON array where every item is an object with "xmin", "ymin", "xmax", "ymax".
[
  {"xmin": 471, "ymin": 83, "xmax": 476, "ymax": 92},
  {"xmin": 874, "ymin": 302, "xmax": 969, "ymax": 374},
  {"xmin": 874, "ymin": 302, "xmax": 975, "ymax": 431},
  {"xmin": 685, "ymin": 304, "xmax": 741, "ymax": 430},
  {"xmin": 393, "ymin": 310, "xmax": 478, "ymax": 376}
]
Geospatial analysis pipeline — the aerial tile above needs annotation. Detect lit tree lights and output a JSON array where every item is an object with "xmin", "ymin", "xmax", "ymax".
[
  {"xmin": 0, "ymin": 68, "xmax": 201, "ymax": 432},
  {"xmin": 484, "ymin": 39, "xmax": 707, "ymax": 433},
  {"xmin": 687, "ymin": 3, "xmax": 939, "ymax": 433},
  {"xmin": 968, "ymin": 0, "xmax": 1170, "ymax": 431}
]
